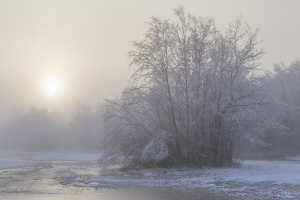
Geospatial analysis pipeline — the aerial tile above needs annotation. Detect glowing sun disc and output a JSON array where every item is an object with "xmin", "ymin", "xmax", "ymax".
[{"xmin": 42, "ymin": 76, "xmax": 65, "ymax": 98}]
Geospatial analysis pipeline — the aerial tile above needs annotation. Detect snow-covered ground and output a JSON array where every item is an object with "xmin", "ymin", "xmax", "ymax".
[
  {"xmin": 79, "ymin": 158, "xmax": 300, "ymax": 199},
  {"xmin": 0, "ymin": 150, "xmax": 37, "ymax": 169},
  {"xmin": 0, "ymin": 150, "xmax": 30, "ymax": 158},
  {"xmin": 31, "ymin": 152, "xmax": 100, "ymax": 161},
  {"xmin": 0, "ymin": 150, "xmax": 99, "ymax": 169},
  {"xmin": 287, "ymin": 155, "xmax": 300, "ymax": 161},
  {"xmin": 0, "ymin": 160, "xmax": 36, "ymax": 169}
]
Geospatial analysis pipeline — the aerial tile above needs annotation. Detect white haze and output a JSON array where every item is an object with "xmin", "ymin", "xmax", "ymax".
[
  {"xmin": 0, "ymin": 0, "xmax": 299, "ymax": 152},
  {"xmin": 0, "ymin": 0, "xmax": 300, "ymax": 121}
]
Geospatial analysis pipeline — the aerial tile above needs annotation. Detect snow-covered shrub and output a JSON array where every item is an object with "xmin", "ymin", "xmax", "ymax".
[{"xmin": 141, "ymin": 132, "xmax": 169, "ymax": 163}]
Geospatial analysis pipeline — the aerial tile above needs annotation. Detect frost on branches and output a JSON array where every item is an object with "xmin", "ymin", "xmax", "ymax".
[
  {"xmin": 100, "ymin": 7, "xmax": 272, "ymax": 168},
  {"xmin": 141, "ymin": 132, "xmax": 169, "ymax": 164}
]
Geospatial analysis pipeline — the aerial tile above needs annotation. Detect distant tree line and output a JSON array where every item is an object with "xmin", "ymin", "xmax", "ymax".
[
  {"xmin": 258, "ymin": 60, "xmax": 300, "ymax": 157},
  {"xmin": 0, "ymin": 105, "xmax": 103, "ymax": 152}
]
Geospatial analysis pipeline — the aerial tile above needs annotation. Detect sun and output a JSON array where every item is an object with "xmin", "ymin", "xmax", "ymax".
[{"xmin": 42, "ymin": 76, "xmax": 65, "ymax": 99}]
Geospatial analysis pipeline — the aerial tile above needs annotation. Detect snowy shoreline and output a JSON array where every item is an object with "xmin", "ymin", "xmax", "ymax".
[
  {"xmin": 0, "ymin": 151, "xmax": 100, "ymax": 169},
  {"xmin": 79, "ymin": 157, "xmax": 300, "ymax": 199}
]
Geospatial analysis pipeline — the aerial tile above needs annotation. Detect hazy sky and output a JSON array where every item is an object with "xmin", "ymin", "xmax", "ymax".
[{"xmin": 0, "ymin": 0, "xmax": 299, "ymax": 121}]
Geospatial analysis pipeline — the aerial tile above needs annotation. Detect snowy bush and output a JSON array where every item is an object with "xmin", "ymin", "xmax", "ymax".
[{"xmin": 141, "ymin": 132, "xmax": 169, "ymax": 163}]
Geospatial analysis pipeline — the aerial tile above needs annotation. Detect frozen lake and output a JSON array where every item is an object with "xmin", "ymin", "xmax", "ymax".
[{"xmin": 1, "ymin": 151, "xmax": 300, "ymax": 199}]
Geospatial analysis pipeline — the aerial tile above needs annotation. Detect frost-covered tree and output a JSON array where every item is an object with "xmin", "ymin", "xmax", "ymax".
[
  {"xmin": 262, "ymin": 60, "xmax": 300, "ymax": 155},
  {"xmin": 100, "ymin": 7, "xmax": 268, "ymax": 167}
]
